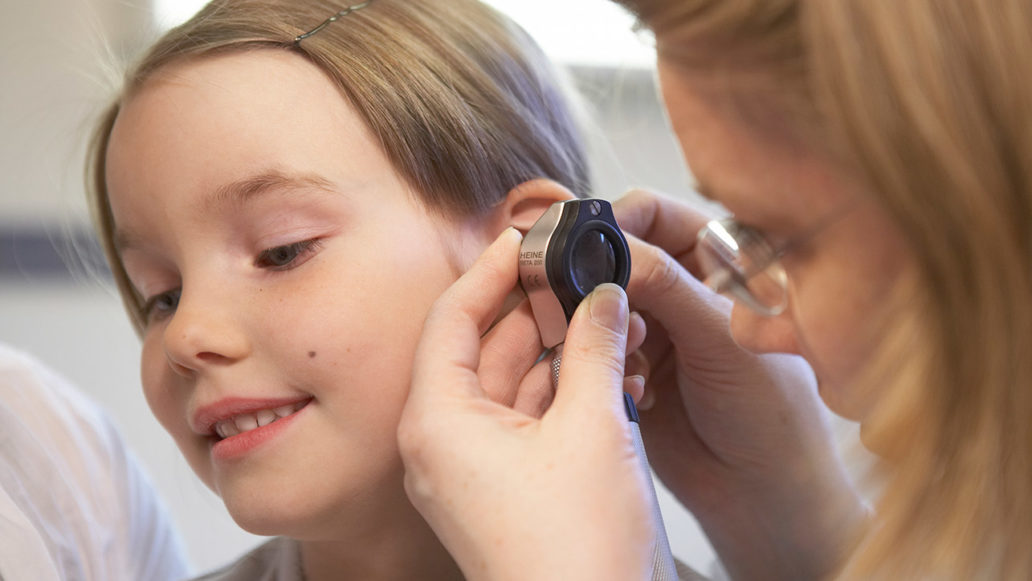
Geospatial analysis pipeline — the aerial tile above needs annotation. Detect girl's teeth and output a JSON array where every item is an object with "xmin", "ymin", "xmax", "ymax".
[
  {"xmin": 215, "ymin": 401, "xmax": 307, "ymax": 439},
  {"xmin": 256, "ymin": 409, "xmax": 277, "ymax": 427},
  {"xmin": 234, "ymin": 414, "xmax": 259, "ymax": 432},
  {"xmin": 216, "ymin": 421, "xmax": 240, "ymax": 439}
]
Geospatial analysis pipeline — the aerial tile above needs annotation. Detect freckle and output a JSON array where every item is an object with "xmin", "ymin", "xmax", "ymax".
[{"xmin": 308, "ymin": 351, "xmax": 317, "ymax": 358}]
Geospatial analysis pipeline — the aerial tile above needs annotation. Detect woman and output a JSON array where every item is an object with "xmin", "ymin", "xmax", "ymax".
[{"xmin": 399, "ymin": 0, "xmax": 1032, "ymax": 578}]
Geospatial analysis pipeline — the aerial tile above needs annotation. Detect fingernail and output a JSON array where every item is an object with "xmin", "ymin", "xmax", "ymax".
[
  {"xmin": 500, "ymin": 226, "xmax": 523, "ymax": 242},
  {"xmin": 626, "ymin": 374, "xmax": 645, "ymax": 394},
  {"xmin": 629, "ymin": 310, "xmax": 646, "ymax": 331},
  {"xmin": 638, "ymin": 387, "xmax": 656, "ymax": 411},
  {"xmin": 589, "ymin": 283, "xmax": 628, "ymax": 332}
]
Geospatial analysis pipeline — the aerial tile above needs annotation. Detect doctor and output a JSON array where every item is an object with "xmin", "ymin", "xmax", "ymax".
[{"xmin": 399, "ymin": 0, "xmax": 1032, "ymax": 579}]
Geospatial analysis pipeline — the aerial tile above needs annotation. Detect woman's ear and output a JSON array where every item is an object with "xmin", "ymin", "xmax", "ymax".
[{"xmin": 490, "ymin": 179, "xmax": 577, "ymax": 234}]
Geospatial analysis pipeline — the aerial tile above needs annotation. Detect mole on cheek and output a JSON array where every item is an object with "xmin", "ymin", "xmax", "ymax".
[{"xmin": 308, "ymin": 351, "xmax": 317, "ymax": 358}]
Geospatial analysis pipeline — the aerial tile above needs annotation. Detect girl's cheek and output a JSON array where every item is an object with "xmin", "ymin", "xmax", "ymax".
[{"xmin": 140, "ymin": 338, "xmax": 175, "ymax": 427}]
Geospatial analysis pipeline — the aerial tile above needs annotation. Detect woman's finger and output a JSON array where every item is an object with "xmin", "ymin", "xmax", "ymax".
[
  {"xmin": 623, "ymin": 233, "xmax": 735, "ymax": 358},
  {"xmin": 406, "ymin": 228, "xmax": 524, "ymax": 410},
  {"xmin": 625, "ymin": 349, "xmax": 650, "ymax": 385},
  {"xmin": 613, "ymin": 189, "xmax": 713, "ymax": 267},
  {"xmin": 547, "ymin": 284, "xmax": 630, "ymax": 428},
  {"xmin": 478, "ymin": 298, "xmax": 547, "ymax": 406},
  {"xmin": 512, "ymin": 360, "xmax": 556, "ymax": 418},
  {"xmin": 627, "ymin": 311, "xmax": 647, "ymax": 355}
]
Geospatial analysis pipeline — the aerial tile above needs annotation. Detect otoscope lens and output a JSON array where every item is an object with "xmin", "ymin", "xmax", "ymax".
[{"xmin": 571, "ymin": 230, "xmax": 617, "ymax": 294}]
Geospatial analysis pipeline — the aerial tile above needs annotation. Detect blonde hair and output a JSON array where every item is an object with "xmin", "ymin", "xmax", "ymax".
[
  {"xmin": 87, "ymin": 0, "xmax": 588, "ymax": 332},
  {"xmin": 618, "ymin": 0, "xmax": 1032, "ymax": 578}
]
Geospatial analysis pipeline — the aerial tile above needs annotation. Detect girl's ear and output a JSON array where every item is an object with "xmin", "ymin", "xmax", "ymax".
[{"xmin": 490, "ymin": 179, "xmax": 577, "ymax": 234}]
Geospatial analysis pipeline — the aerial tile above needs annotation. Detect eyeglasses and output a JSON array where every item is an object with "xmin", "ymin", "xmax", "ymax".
[{"xmin": 696, "ymin": 218, "xmax": 789, "ymax": 316}]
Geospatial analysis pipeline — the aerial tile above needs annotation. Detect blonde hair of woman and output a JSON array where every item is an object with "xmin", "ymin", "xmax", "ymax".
[{"xmin": 617, "ymin": 0, "xmax": 1032, "ymax": 577}]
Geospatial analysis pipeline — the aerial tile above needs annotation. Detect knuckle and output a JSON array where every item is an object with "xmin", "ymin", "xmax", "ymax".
[
  {"xmin": 402, "ymin": 467, "xmax": 437, "ymax": 507},
  {"xmin": 397, "ymin": 413, "xmax": 435, "ymax": 463},
  {"xmin": 614, "ymin": 190, "xmax": 654, "ymax": 234},
  {"xmin": 396, "ymin": 421, "xmax": 422, "ymax": 460},
  {"xmin": 638, "ymin": 248, "xmax": 685, "ymax": 295},
  {"xmin": 565, "ymin": 337, "xmax": 627, "ymax": 377}
]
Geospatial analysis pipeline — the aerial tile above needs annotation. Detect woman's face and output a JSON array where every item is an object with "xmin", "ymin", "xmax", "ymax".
[
  {"xmin": 105, "ymin": 50, "xmax": 496, "ymax": 536},
  {"xmin": 656, "ymin": 57, "xmax": 913, "ymax": 421}
]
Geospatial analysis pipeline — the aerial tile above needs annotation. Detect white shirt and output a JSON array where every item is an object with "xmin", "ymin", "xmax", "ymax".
[{"xmin": 0, "ymin": 343, "xmax": 189, "ymax": 581}]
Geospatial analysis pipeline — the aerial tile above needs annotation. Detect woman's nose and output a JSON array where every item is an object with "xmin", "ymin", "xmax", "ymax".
[
  {"xmin": 728, "ymin": 302, "xmax": 801, "ymax": 356},
  {"xmin": 162, "ymin": 287, "xmax": 251, "ymax": 376}
]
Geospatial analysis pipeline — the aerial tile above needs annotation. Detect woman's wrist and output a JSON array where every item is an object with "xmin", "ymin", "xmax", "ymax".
[{"xmin": 691, "ymin": 466, "xmax": 869, "ymax": 581}]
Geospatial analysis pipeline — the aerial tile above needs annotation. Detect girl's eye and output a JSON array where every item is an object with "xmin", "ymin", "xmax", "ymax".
[
  {"xmin": 143, "ymin": 288, "xmax": 181, "ymax": 323},
  {"xmin": 255, "ymin": 239, "xmax": 322, "ymax": 270}
]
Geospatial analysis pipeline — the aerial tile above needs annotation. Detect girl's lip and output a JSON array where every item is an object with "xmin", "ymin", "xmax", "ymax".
[
  {"xmin": 192, "ymin": 396, "xmax": 313, "ymax": 436},
  {"xmin": 209, "ymin": 400, "xmax": 311, "ymax": 461}
]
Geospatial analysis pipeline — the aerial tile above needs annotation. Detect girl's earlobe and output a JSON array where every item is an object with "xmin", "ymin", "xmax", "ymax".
[{"xmin": 501, "ymin": 178, "xmax": 578, "ymax": 234}]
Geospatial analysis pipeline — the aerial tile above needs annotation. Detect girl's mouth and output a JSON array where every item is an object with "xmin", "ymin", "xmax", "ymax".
[
  {"xmin": 213, "ymin": 399, "xmax": 309, "ymax": 440},
  {"xmin": 207, "ymin": 398, "xmax": 313, "ymax": 461}
]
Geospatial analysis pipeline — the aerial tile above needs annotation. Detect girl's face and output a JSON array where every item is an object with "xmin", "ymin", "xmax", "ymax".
[
  {"xmin": 105, "ymin": 51, "xmax": 496, "ymax": 535},
  {"xmin": 657, "ymin": 57, "xmax": 913, "ymax": 421}
]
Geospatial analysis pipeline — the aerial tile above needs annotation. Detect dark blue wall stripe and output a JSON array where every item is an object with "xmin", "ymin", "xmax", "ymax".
[{"xmin": 0, "ymin": 227, "xmax": 111, "ymax": 281}]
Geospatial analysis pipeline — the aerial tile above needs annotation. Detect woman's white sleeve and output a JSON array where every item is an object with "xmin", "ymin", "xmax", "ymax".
[{"xmin": 0, "ymin": 343, "xmax": 191, "ymax": 581}]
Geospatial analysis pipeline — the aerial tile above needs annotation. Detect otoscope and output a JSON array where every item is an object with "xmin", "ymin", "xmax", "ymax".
[{"xmin": 519, "ymin": 198, "xmax": 678, "ymax": 581}]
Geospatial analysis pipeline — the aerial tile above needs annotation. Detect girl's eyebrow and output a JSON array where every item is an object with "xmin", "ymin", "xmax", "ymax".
[
  {"xmin": 206, "ymin": 170, "xmax": 337, "ymax": 210},
  {"xmin": 114, "ymin": 170, "xmax": 338, "ymax": 253}
]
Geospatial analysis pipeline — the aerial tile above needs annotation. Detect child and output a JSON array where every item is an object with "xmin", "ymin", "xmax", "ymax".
[{"xmin": 86, "ymin": 0, "xmax": 590, "ymax": 578}]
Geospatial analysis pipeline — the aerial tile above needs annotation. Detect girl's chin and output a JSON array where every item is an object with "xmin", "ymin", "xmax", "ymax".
[
  {"xmin": 217, "ymin": 484, "xmax": 327, "ymax": 537},
  {"xmin": 226, "ymin": 504, "xmax": 317, "ymax": 538}
]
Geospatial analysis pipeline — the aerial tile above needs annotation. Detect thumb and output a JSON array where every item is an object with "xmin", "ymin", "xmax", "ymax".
[{"xmin": 548, "ymin": 283, "xmax": 630, "ymax": 426}]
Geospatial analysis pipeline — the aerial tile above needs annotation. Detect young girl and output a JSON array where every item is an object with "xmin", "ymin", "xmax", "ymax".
[{"xmin": 86, "ymin": 0, "xmax": 594, "ymax": 578}]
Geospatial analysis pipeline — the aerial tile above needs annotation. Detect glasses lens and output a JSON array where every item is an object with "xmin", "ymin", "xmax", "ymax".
[
  {"xmin": 697, "ymin": 219, "xmax": 787, "ymax": 315},
  {"xmin": 570, "ymin": 230, "xmax": 617, "ymax": 295}
]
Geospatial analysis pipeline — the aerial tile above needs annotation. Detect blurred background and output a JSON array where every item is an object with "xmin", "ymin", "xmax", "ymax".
[{"xmin": 0, "ymin": 0, "xmax": 736, "ymax": 576}]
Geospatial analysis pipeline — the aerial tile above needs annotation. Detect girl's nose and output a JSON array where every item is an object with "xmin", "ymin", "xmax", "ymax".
[{"xmin": 161, "ymin": 287, "xmax": 252, "ymax": 377}]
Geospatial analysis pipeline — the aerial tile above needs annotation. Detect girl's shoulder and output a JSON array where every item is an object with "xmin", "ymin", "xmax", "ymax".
[{"xmin": 191, "ymin": 537, "xmax": 301, "ymax": 581}]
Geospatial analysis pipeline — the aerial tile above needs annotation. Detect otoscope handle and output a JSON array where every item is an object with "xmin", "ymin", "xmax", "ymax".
[
  {"xmin": 551, "ymin": 347, "xmax": 678, "ymax": 580},
  {"xmin": 626, "ymin": 393, "xmax": 679, "ymax": 581}
]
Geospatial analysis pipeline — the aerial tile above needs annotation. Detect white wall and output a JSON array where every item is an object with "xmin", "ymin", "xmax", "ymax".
[
  {"xmin": 0, "ymin": 0, "xmax": 149, "ymax": 226},
  {"xmin": 1, "ymin": 0, "xmax": 730, "ymax": 576}
]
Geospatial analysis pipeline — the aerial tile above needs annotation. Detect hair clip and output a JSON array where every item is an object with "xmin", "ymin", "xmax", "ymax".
[{"xmin": 294, "ymin": 0, "xmax": 375, "ymax": 44}]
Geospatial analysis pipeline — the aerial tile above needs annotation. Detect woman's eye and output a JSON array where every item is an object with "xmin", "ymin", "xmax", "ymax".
[
  {"xmin": 143, "ymin": 288, "xmax": 181, "ymax": 322},
  {"xmin": 255, "ymin": 239, "xmax": 322, "ymax": 270}
]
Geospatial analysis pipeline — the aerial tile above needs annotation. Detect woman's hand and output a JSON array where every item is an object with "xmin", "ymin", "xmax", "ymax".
[
  {"xmin": 399, "ymin": 228, "xmax": 658, "ymax": 581},
  {"xmin": 614, "ymin": 189, "xmax": 868, "ymax": 580}
]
